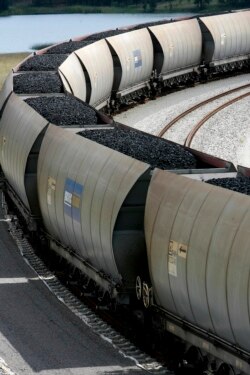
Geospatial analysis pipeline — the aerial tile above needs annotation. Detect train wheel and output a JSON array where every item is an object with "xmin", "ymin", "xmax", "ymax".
[
  {"xmin": 177, "ymin": 345, "xmax": 207, "ymax": 374},
  {"xmin": 135, "ymin": 275, "xmax": 142, "ymax": 300},
  {"xmin": 215, "ymin": 363, "xmax": 235, "ymax": 375},
  {"xmin": 142, "ymin": 282, "xmax": 151, "ymax": 309}
]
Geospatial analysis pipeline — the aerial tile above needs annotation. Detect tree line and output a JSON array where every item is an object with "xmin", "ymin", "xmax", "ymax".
[
  {"xmin": 1, "ymin": 0, "xmax": 250, "ymax": 12},
  {"xmin": 1, "ymin": 0, "xmax": 160, "ymax": 10}
]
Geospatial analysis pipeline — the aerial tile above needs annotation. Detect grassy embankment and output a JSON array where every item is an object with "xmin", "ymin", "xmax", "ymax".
[{"xmin": 0, "ymin": 53, "xmax": 29, "ymax": 90}]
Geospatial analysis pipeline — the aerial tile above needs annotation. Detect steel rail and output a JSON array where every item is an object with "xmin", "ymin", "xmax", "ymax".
[
  {"xmin": 157, "ymin": 83, "xmax": 250, "ymax": 138},
  {"xmin": 184, "ymin": 91, "xmax": 250, "ymax": 147}
]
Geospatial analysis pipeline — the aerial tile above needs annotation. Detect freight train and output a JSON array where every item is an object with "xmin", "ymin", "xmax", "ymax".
[
  {"xmin": 4, "ymin": 9, "xmax": 250, "ymax": 112},
  {"xmin": 0, "ymin": 9, "xmax": 250, "ymax": 375}
]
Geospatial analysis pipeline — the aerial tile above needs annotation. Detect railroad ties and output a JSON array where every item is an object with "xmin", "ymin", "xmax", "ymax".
[{"xmin": 6, "ymin": 215, "xmax": 172, "ymax": 375}]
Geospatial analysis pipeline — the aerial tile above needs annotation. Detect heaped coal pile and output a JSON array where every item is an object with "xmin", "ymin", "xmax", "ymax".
[
  {"xmin": 25, "ymin": 95, "xmax": 98, "ymax": 126},
  {"xmin": 207, "ymin": 177, "xmax": 250, "ymax": 195},
  {"xmin": 19, "ymin": 54, "xmax": 68, "ymax": 71},
  {"xmin": 14, "ymin": 73, "xmax": 63, "ymax": 94},
  {"xmin": 46, "ymin": 30, "xmax": 125, "ymax": 54},
  {"xmin": 79, "ymin": 128, "xmax": 196, "ymax": 170},
  {"xmin": 131, "ymin": 19, "xmax": 169, "ymax": 30},
  {"xmin": 84, "ymin": 29, "xmax": 126, "ymax": 41},
  {"xmin": 46, "ymin": 40, "xmax": 94, "ymax": 54}
]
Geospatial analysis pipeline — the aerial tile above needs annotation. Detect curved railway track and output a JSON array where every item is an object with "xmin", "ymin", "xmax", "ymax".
[
  {"xmin": 157, "ymin": 84, "xmax": 250, "ymax": 147},
  {"xmin": 184, "ymin": 90, "xmax": 250, "ymax": 148}
]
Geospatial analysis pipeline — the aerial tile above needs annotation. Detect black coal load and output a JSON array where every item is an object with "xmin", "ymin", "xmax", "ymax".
[
  {"xmin": 46, "ymin": 30, "xmax": 125, "ymax": 54},
  {"xmin": 79, "ymin": 128, "xmax": 196, "ymax": 170},
  {"xmin": 207, "ymin": 177, "xmax": 250, "ymax": 196},
  {"xmin": 14, "ymin": 72, "xmax": 63, "ymax": 94},
  {"xmin": 84, "ymin": 29, "xmax": 126, "ymax": 41},
  {"xmin": 46, "ymin": 40, "xmax": 94, "ymax": 54},
  {"xmin": 25, "ymin": 95, "xmax": 98, "ymax": 126},
  {"xmin": 131, "ymin": 19, "xmax": 169, "ymax": 30},
  {"xmin": 19, "ymin": 54, "xmax": 68, "ymax": 71}
]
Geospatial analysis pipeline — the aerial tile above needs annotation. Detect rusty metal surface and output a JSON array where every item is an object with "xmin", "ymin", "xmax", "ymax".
[
  {"xmin": 145, "ymin": 169, "xmax": 250, "ymax": 351},
  {"xmin": 237, "ymin": 165, "xmax": 250, "ymax": 176},
  {"xmin": 184, "ymin": 147, "xmax": 236, "ymax": 170},
  {"xmin": 0, "ymin": 93, "xmax": 48, "ymax": 209},
  {"xmin": 149, "ymin": 19, "xmax": 202, "ymax": 78},
  {"xmin": 75, "ymin": 40, "xmax": 114, "ymax": 108},
  {"xmin": 59, "ymin": 53, "xmax": 86, "ymax": 101},
  {"xmin": 200, "ymin": 11, "xmax": 250, "ymax": 63},
  {"xmin": 38, "ymin": 125, "xmax": 149, "ymax": 280},
  {"xmin": 106, "ymin": 28, "xmax": 153, "ymax": 94}
]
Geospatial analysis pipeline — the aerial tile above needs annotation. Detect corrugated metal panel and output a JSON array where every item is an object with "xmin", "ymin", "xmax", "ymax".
[
  {"xmin": 75, "ymin": 40, "xmax": 114, "ymax": 108},
  {"xmin": 205, "ymin": 190, "xmax": 250, "ymax": 346},
  {"xmin": 106, "ymin": 28, "xmax": 153, "ymax": 94},
  {"xmin": 0, "ymin": 93, "xmax": 48, "ymax": 209},
  {"xmin": 227, "ymin": 204, "xmax": 250, "ymax": 350},
  {"xmin": 37, "ymin": 125, "xmax": 71, "ymax": 243},
  {"xmin": 38, "ymin": 125, "xmax": 149, "ymax": 280},
  {"xmin": 200, "ymin": 11, "xmax": 250, "ymax": 63},
  {"xmin": 0, "ymin": 72, "xmax": 13, "ymax": 111},
  {"xmin": 184, "ymin": 186, "xmax": 233, "ymax": 333},
  {"xmin": 59, "ymin": 53, "xmax": 87, "ymax": 101},
  {"xmin": 145, "ymin": 170, "xmax": 194, "ymax": 315},
  {"xmin": 149, "ymin": 19, "xmax": 202, "ymax": 76},
  {"xmin": 145, "ymin": 169, "xmax": 250, "ymax": 351}
]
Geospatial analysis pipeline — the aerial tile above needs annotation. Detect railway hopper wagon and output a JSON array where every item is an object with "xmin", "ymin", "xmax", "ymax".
[
  {"xmin": 37, "ymin": 124, "xmax": 151, "ymax": 302},
  {"xmin": 199, "ymin": 11, "xmax": 250, "ymax": 74},
  {"xmin": 142, "ymin": 169, "xmax": 250, "ymax": 374},
  {"xmin": 59, "ymin": 39, "xmax": 115, "ymax": 110},
  {"xmin": 148, "ymin": 18, "xmax": 202, "ymax": 88}
]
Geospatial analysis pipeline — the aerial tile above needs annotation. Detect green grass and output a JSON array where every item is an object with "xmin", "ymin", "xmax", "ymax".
[{"xmin": 0, "ymin": 53, "xmax": 29, "ymax": 90}]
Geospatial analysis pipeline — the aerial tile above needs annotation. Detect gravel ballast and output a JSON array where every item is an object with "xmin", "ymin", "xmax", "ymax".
[
  {"xmin": 25, "ymin": 95, "xmax": 98, "ymax": 126},
  {"xmin": 79, "ymin": 127, "xmax": 197, "ymax": 170}
]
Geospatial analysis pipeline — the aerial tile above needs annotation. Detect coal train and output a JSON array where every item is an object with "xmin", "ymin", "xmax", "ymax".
[
  {"xmin": 0, "ymin": 9, "xmax": 250, "ymax": 375},
  {"xmin": 5, "ymin": 9, "xmax": 250, "ymax": 112}
]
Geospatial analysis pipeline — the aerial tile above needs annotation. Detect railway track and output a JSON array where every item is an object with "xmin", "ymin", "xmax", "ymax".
[
  {"xmin": 157, "ymin": 83, "xmax": 250, "ymax": 148},
  {"xmin": 3, "ymin": 207, "xmax": 171, "ymax": 375},
  {"xmin": 184, "ymin": 90, "xmax": 250, "ymax": 148}
]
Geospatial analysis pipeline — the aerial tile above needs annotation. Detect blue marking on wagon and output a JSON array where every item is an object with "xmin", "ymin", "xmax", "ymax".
[
  {"xmin": 64, "ymin": 178, "xmax": 83, "ymax": 222},
  {"xmin": 133, "ymin": 49, "xmax": 142, "ymax": 68}
]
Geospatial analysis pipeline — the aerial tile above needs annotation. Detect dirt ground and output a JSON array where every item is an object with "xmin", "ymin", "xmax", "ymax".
[{"xmin": 0, "ymin": 53, "xmax": 29, "ymax": 89}]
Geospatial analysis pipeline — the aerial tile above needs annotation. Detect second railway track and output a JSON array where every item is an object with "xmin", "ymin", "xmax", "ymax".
[{"xmin": 157, "ymin": 83, "xmax": 250, "ymax": 146}]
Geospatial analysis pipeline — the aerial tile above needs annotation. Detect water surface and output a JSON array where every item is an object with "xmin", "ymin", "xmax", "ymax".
[{"xmin": 0, "ymin": 13, "xmax": 194, "ymax": 53}]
